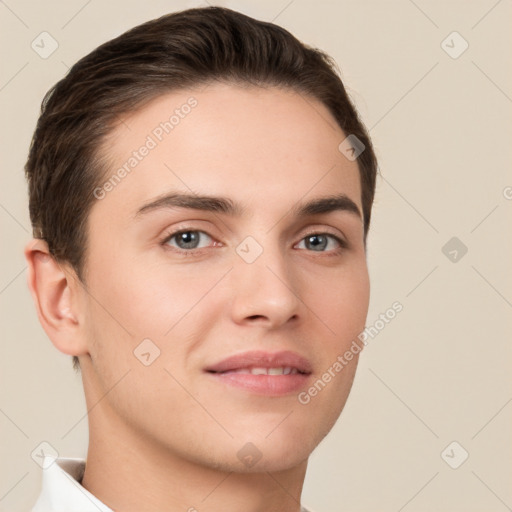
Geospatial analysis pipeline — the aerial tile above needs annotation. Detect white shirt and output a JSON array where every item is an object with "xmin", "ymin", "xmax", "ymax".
[
  {"xmin": 31, "ymin": 456, "xmax": 313, "ymax": 511},
  {"xmin": 31, "ymin": 457, "xmax": 113, "ymax": 511}
]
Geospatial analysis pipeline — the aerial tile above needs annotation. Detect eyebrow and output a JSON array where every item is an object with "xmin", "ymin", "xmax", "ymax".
[{"xmin": 135, "ymin": 192, "xmax": 362, "ymax": 220}]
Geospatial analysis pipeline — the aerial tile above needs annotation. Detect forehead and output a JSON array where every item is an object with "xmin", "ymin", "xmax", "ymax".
[{"xmin": 93, "ymin": 83, "xmax": 362, "ymax": 222}]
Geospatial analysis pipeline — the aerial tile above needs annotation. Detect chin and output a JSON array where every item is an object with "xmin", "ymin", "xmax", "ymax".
[
  {"xmin": 203, "ymin": 442, "xmax": 312, "ymax": 474},
  {"xmin": 226, "ymin": 423, "xmax": 326, "ymax": 473},
  {"xmin": 235, "ymin": 454, "xmax": 309, "ymax": 474}
]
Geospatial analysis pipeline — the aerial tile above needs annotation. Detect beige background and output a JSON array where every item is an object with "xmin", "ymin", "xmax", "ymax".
[{"xmin": 1, "ymin": 1, "xmax": 511, "ymax": 511}]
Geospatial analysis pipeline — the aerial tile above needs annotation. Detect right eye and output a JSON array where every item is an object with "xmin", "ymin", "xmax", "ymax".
[{"xmin": 162, "ymin": 230, "xmax": 215, "ymax": 250}]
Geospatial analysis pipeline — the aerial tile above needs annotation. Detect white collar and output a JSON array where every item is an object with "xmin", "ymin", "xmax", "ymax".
[{"xmin": 31, "ymin": 456, "xmax": 113, "ymax": 512}]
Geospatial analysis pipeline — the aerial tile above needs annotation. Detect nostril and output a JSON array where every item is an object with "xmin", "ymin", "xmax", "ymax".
[{"xmin": 247, "ymin": 315, "xmax": 266, "ymax": 320}]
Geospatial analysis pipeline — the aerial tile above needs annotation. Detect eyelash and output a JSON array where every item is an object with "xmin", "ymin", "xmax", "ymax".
[{"xmin": 159, "ymin": 228, "xmax": 348, "ymax": 257}]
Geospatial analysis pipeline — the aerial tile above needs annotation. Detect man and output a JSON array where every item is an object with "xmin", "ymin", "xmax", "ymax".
[{"xmin": 24, "ymin": 6, "xmax": 377, "ymax": 511}]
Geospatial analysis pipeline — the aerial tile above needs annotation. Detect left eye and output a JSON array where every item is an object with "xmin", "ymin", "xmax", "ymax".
[
  {"xmin": 296, "ymin": 233, "xmax": 342, "ymax": 252},
  {"xmin": 164, "ymin": 230, "xmax": 213, "ymax": 250}
]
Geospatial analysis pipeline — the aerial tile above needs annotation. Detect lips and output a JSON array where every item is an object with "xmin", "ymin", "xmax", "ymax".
[
  {"xmin": 204, "ymin": 350, "xmax": 312, "ymax": 375},
  {"xmin": 204, "ymin": 350, "xmax": 312, "ymax": 396}
]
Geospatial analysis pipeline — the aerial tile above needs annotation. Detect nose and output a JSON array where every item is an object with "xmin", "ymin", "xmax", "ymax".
[{"xmin": 229, "ymin": 242, "xmax": 302, "ymax": 329}]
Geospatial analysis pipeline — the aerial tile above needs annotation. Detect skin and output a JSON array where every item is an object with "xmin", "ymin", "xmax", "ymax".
[{"xmin": 25, "ymin": 83, "xmax": 370, "ymax": 512}]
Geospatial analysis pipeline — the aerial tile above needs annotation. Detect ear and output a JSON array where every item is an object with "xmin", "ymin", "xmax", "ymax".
[{"xmin": 24, "ymin": 238, "xmax": 89, "ymax": 358}]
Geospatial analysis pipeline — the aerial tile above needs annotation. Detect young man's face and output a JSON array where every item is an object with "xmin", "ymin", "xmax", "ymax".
[{"xmin": 77, "ymin": 83, "xmax": 369, "ymax": 472}]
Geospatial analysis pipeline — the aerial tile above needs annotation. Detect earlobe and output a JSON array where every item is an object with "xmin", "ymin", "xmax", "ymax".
[{"xmin": 24, "ymin": 238, "xmax": 89, "ymax": 357}]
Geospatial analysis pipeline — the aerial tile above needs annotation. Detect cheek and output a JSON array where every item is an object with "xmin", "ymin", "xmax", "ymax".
[
  {"xmin": 88, "ymin": 256, "xmax": 221, "ymax": 335},
  {"xmin": 303, "ymin": 259, "xmax": 370, "ymax": 347},
  {"xmin": 83, "ymin": 257, "xmax": 231, "ymax": 379},
  {"xmin": 295, "ymin": 264, "xmax": 368, "ymax": 427}
]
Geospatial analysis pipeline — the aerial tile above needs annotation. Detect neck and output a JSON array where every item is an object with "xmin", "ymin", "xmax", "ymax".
[{"xmin": 80, "ymin": 371, "xmax": 308, "ymax": 511}]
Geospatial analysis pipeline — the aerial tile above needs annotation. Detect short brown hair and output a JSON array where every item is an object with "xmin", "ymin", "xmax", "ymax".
[{"xmin": 25, "ymin": 6, "xmax": 378, "ymax": 371}]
